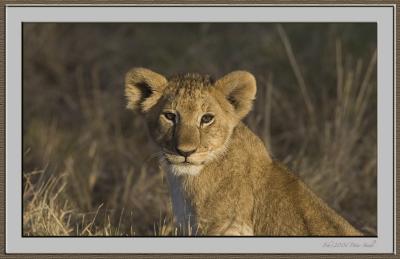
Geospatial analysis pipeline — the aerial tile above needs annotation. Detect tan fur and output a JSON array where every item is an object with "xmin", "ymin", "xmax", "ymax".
[{"xmin": 125, "ymin": 67, "xmax": 363, "ymax": 236}]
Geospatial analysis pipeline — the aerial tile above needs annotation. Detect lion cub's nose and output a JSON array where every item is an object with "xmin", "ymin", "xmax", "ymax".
[{"xmin": 176, "ymin": 147, "xmax": 197, "ymax": 158}]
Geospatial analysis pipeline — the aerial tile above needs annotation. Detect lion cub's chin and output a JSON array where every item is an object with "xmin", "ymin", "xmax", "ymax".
[{"xmin": 168, "ymin": 164, "xmax": 204, "ymax": 176}]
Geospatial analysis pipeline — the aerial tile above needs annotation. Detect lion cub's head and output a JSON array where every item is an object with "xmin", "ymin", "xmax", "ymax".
[{"xmin": 125, "ymin": 68, "xmax": 256, "ymax": 176}]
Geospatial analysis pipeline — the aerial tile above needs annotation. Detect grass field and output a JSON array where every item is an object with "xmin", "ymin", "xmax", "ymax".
[{"xmin": 23, "ymin": 23, "xmax": 377, "ymax": 236}]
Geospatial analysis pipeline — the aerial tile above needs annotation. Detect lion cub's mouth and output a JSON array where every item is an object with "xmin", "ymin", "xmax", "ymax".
[
  {"xmin": 161, "ymin": 152, "xmax": 206, "ymax": 176},
  {"xmin": 163, "ymin": 152, "xmax": 208, "ymax": 166}
]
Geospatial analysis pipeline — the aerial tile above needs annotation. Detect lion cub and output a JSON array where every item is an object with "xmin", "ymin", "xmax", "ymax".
[{"xmin": 125, "ymin": 67, "xmax": 362, "ymax": 236}]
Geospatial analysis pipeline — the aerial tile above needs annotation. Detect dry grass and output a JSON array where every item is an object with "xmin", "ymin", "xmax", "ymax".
[{"xmin": 23, "ymin": 23, "xmax": 377, "ymax": 236}]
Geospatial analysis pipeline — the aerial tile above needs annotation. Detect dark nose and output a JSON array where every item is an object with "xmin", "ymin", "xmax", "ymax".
[{"xmin": 176, "ymin": 148, "xmax": 196, "ymax": 158}]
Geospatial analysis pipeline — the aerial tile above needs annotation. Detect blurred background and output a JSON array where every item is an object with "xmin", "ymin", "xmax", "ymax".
[{"xmin": 23, "ymin": 23, "xmax": 377, "ymax": 236}]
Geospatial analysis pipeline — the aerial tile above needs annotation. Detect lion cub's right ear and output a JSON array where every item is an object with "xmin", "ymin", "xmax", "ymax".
[{"xmin": 125, "ymin": 67, "xmax": 168, "ymax": 112}]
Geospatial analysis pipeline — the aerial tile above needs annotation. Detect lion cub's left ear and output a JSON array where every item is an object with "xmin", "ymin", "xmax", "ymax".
[
  {"xmin": 125, "ymin": 67, "xmax": 168, "ymax": 113},
  {"xmin": 215, "ymin": 71, "xmax": 257, "ymax": 119}
]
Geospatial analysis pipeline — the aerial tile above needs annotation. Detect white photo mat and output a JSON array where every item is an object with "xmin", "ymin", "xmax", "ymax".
[{"xmin": 6, "ymin": 5, "xmax": 395, "ymax": 254}]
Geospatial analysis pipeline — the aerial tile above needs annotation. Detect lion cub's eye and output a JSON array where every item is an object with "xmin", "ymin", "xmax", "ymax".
[
  {"xmin": 201, "ymin": 114, "xmax": 214, "ymax": 125},
  {"xmin": 163, "ymin": 112, "xmax": 177, "ymax": 122}
]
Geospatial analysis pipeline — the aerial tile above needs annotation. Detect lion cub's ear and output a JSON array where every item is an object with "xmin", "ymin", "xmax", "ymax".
[
  {"xmin": 125, "ymin": 67, "xmax": 168, "ymax": 112},
  {"xmin": 215, "ymin": 71, "xmax": 257, "ymax": 119}
]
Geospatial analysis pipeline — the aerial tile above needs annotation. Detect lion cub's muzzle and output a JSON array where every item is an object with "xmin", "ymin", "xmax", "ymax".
[
  {"xmin": 164, "ymin": 124, "xmax": 205, "ymax": 164},
  {"xmin": 163, "ymin": 144, "xmax": 210, "ymax": 166},
  {"xmin": 164, "ymin": 147, "xmax": 205, "ymax": 166}
]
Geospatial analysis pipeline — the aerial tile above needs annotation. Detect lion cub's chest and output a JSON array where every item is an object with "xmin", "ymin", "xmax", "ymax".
[
  {"xmin": 164, "ymin": 164, "xmax": 255, "ymax": 236},
  {"xmin": 165, "ymin": 169, "xmax": 197, "ymax": 234}
]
